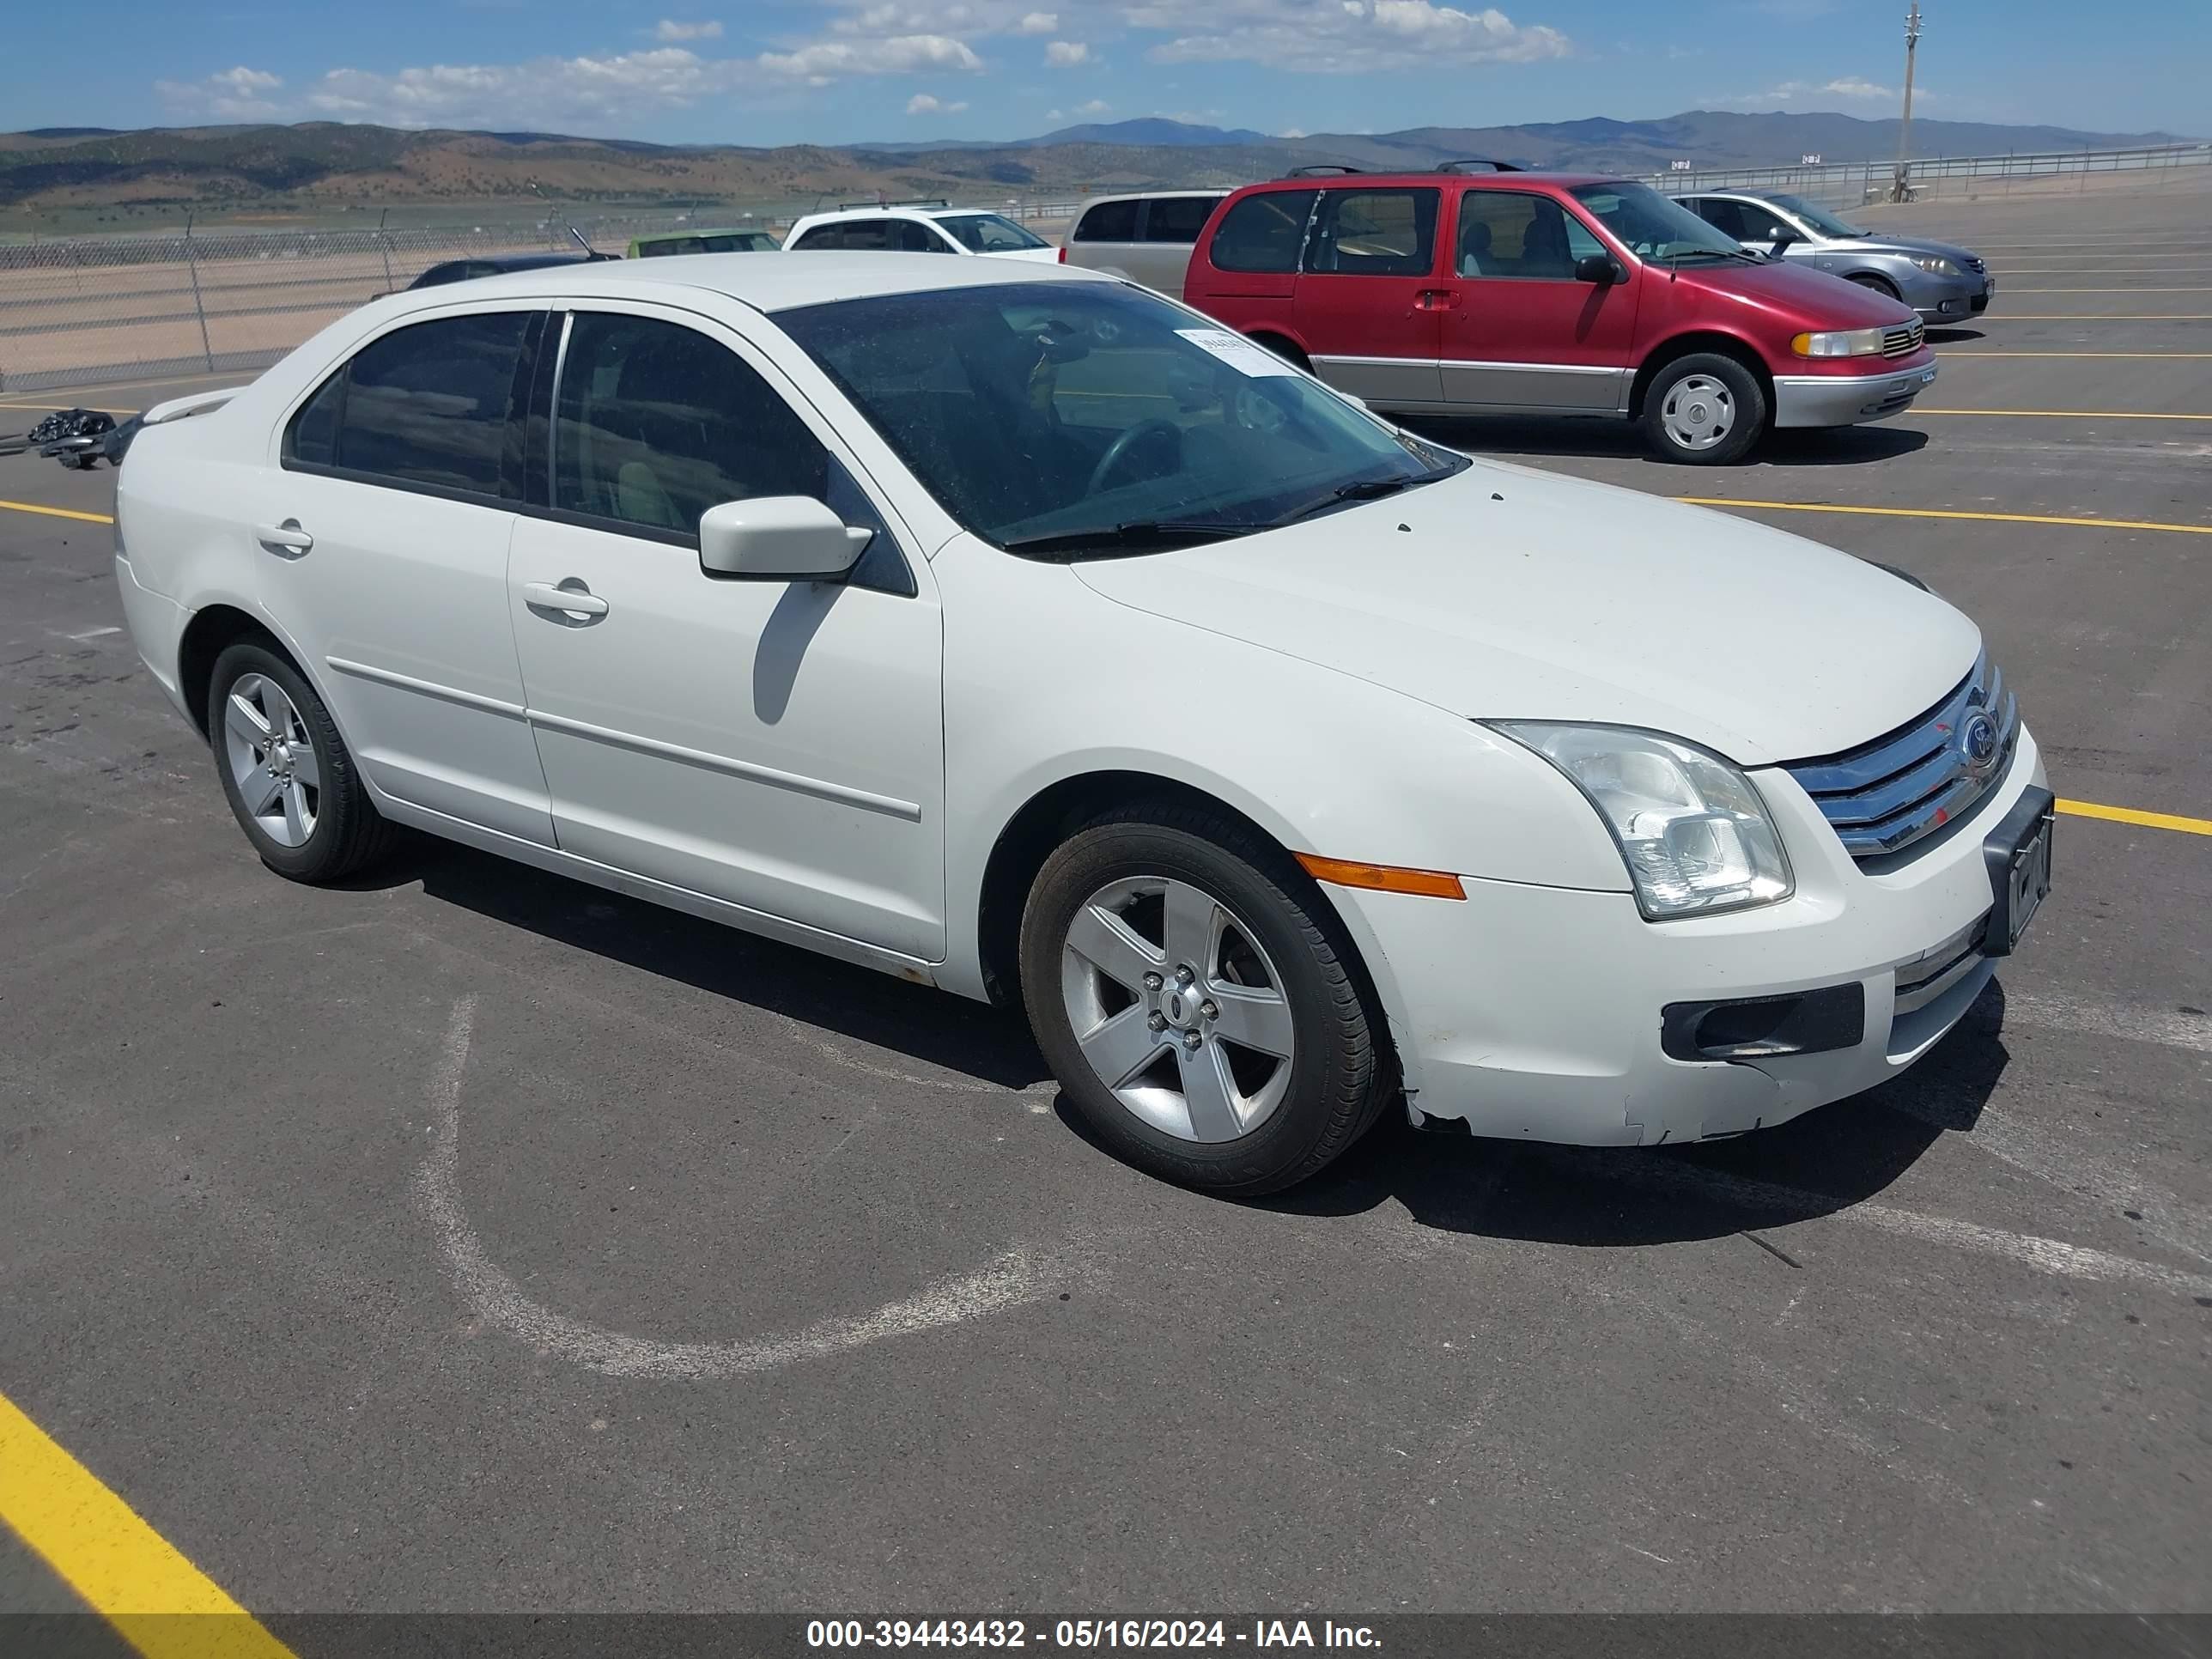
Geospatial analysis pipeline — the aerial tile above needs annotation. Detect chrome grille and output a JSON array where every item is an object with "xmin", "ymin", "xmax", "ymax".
[
  {"xmin": 1784, "ymin": 654, "xmax": 2020, "ymax": 860},
  {"xmin": 1881, "ymin": 319, "xmax": 1924, "ymax": 358}
]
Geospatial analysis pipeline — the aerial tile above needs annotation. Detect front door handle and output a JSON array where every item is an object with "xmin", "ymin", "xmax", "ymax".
[
  {"xmin": 523, "ymin": 579, "xmax": 610, "ymax": 622},
  {"xmin": 1413, "ymin": 289, "xmax": 1459, "ymax": 312},
  {"xmin": 254, "ymin": 520, "xmax": 313, "ymax": 556}
]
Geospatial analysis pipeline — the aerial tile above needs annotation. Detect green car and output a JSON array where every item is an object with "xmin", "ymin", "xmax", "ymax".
[{"xmin": 627, "ymin": 228, "xmax": 781, "ymax": 258}]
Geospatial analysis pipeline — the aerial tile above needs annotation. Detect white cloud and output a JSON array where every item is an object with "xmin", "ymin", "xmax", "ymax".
[
  {"xmin": 155, "ymin": 64, "xmax": 286, "ymax": 120},
  {"xmin": 652, "ymin": 18, "xmax": 722, "ymax": 40},
  {"xmin": 1075, "ymin": 97, "xmax": 1110, "ymax": 114},
  {"xmin": 1278, "ymin": 126, "xmax": 1308, "ymax": 137},
  {"xmin": 1045, "ymin": 40, "xmax": 1091, "ymax": 65},
  {"xmin": 1133, "ymin": 0, "xmax": 1570, "ymax": 73},
  {"xmin": 1016, "ymin": 10, "xmax": 1058, "ymax": 32},
  {"xmin": 758, "ymin": 34, "xmax": 984, "ymax": 82},
  {"xmin": 907, "ymin": 92, "xmax": 971, "ymax": 113},
  {"xmin": 1720, "ymin": 75, "xmax": 1908, "ymax": 107}
]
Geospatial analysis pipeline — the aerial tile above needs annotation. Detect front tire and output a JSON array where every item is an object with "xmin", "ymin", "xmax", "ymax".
[
  {"xmin": 210, "ymin": 641, "xmax": 390, "ymax": 883},
  {"xmin": 1848, "ymin": 272, "xmax": 1903, "ymax": 301},
  {"xmin": 1019, "ymin": 805, "xmax": 1390, "ymax": 1195},
  {"xmin": 1641, "ymin": 352, "xmax": 1767, "ymax": 465}
]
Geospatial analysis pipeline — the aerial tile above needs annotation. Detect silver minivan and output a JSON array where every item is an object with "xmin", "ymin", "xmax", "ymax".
[{"xmin": 1060, "ymin": 191, "xmax": 1229, "ymax": 299}]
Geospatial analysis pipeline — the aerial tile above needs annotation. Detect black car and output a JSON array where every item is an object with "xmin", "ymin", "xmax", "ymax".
[{"xmin": 405, "ymin": 251, "xmax": 617, "ymax": 290}]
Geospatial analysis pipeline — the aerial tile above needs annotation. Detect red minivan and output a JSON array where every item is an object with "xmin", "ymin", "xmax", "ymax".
[{"xmin": 1182, "ymin": 166, "xmax": 1939, "ymax": 464}]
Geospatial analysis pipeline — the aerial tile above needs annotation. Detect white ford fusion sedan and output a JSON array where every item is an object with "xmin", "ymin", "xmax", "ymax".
[{"xmin": 112, "ymin": 254, "xmax": 2051, "ymax": 1194}]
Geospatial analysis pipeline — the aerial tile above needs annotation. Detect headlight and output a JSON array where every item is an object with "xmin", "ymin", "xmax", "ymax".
[
  {"xmin": 1908, "ymin": 253, "xmax": 1959, "ymax": 275},
  {"xmin": 1492, "ymin": 724, "xmax": 1795, "ymax": 920},
  {"xmin": 1790, "ymin": 326, "xmax": 1887, "ymax": 358}
]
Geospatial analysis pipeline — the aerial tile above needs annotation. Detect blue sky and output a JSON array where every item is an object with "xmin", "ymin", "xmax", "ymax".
[{"xmin": 4, "ymin": 0, "xmax": 2203, "ymax": 145}]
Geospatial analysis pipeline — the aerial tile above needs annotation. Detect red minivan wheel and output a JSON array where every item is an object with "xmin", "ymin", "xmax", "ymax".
[{"xmin": 1640, "ymin": 353, "xmax": 1768, "ymax": 466}]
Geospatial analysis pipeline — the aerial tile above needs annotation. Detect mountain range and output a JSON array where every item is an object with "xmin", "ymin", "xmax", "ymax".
[{"xmin": 0, "ymin": 111, "xmax": 2192, "ymax": 222}]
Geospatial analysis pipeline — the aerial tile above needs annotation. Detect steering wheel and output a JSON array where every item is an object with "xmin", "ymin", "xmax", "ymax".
[{"xmin": 1086, "ymin": 419, "xmax": 1182, "ymax": 497}]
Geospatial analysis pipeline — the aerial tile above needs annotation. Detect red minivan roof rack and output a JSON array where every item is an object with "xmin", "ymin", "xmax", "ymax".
[{"xmin": 1434, "ymin": 158, "xmax": 1524, "ymax": 173}]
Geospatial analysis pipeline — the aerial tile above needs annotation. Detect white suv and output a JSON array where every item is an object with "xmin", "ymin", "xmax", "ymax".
[{"xmin": 784, "ymin": 205, "xmax": 1059, "ymax": 263}]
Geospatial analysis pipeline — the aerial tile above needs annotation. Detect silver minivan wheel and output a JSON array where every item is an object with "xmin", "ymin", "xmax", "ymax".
[
  {"xmin": 1659, "ymin": 374, "xmax": 1735, "ymax": 452},
  {"xmin": 1059, "ymin": 874, "xmax": 1297, "ymax": 1144}
]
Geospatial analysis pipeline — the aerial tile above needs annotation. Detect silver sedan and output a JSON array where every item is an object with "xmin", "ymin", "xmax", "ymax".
[{"xmin": 1673, "ymin": 188, "xmax": 1993, "ymax": 324}]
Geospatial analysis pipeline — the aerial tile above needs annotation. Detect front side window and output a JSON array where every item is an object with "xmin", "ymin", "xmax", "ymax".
[
  {"xmin": 1074, "ymin": 200, "xmax": 1139, "ymax": 243},
  {"xmin": 936, "ymin": 213, "xmax": 1048, "ymax": 253},
  {"xmin": 1568, "ymin": 181, "xmax": 1744, "ymax": 265},
  {"xmin": 283, "ymin": 311, "xmax": 530, "ymax": 497},
  {"xmin": 777, "ymin": 281, "xmax": 1465, "ymax": 559},
  {"xmin": 1207, "ymin": 189, "xmax": 1316, "ymax": 273},
  {"xmin": 1730, "ymin": 200, "xmax": 1795, "ymax": 243},
  {"xmin": 895, "ymin": 219, "xmax": 951, "ymax": 253},
  {"xmin": 1453, "ymin": 191, "xmax": 1605, "ymax": 281},
  {"xmin": 1142, "ymin": 197, "xmax": 1215, "ymax": 244},
  {"xmin": 552, "ymin": 313, "xmax": 830, "ymax": 536},
  {"xmin": 1306, "ymin": 188, "xmax": 1438, "ymax": 277}
]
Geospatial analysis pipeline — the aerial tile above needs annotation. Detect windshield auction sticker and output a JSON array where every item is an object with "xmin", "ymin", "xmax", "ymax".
[{"xmin": 1176, "ymin": 328, "xmax": 1300, "ymax": 377}]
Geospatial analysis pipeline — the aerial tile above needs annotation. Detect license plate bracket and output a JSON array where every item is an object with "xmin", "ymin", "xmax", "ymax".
[{"xmin": 1981, "ymin": 786, "xmax": 2054, "ymax": 957}]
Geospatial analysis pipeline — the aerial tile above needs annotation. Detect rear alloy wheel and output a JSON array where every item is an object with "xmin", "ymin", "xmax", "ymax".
[
  {"xmin": 1020, "ymin": 807, "xmax": 1390, "ymax": 1195},
  {"xmin": 1641, "ymin": 352, "xmax": 1767, "ymax": 465},
  {"xmin": 210, "ymin": 642, "xmax": 391, "ymax": 883}
]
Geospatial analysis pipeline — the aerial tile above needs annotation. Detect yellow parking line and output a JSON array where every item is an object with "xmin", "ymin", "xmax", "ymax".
[
  {"xmin": 2057, "ymin": 799, "xmax": 2212, "ymax": 836},
  {"xmin": 0, "ymin": 1389, "xmax": 296, "ymax": 1659},
  {"xmin": 0, "ymin": 401, "xmax": 140, "ymax": 416},
  {"xmin": 1913, "ymin": 407, "xmax": 2212, "ymax": 421},
  {"xmin": 2007, "ymin": 287, "xmax": 2212, "ymax": 293},
  {"xmin": 1674, "ymin": 496, "xmax": 2212, "ymax": 537},
  {"xmin": 1985, "ymin": 313, "xmax": 2212, "ymax": 319},
  {"xmin": 0, "ymin": 499, "xmax": 114, "ymax": 526},
  {"xmin": 1939, "ymin": 351, "xmax": 2212, "ymax": 358}
]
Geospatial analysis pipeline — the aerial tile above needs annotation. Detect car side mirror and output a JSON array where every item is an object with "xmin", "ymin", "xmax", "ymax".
[
  {"xmin": 1768, "ymin": 232, "xmax": 1797, "ymax": 255},
  {"xmin": 698, "ymin": 496, "xmax": 872, "ymax": 581},
  {"xmin": 1574, "ymin": 253, "xmax": 1620, "ymax": 285}
]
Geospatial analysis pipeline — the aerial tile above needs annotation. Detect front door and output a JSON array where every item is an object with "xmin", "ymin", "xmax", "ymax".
[
  {"xmin": 1293, "ymin": 185, "xmax": 1445, "ymax": 407},
  {"xmin": 506, "ymin": 307, "xmax": 947, "ymax": 960},
  {"xmin": 255, "ymin": 305, "xmax": 554, "ymax": 845},
  {"xmin": 1437, "ymin": 188, "xmax": 1639, "ymax": 412}
]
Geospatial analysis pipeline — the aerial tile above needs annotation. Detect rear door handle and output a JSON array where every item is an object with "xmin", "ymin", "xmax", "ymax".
[
  {"xmin": 523, "ymin": 579, "xmax": 610, "ymax": 621},
  {"xmin": 254, "ymin": 520, "xmax": 313, "ymax": 556}
]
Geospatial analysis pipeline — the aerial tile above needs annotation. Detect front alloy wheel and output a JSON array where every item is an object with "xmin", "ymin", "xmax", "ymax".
[
  {"xmin": 1020, "ymin": 806, "xmax": 1392, "ymax": 1194},
  {"xmin": 1060, "ymin": 875, "xmax": 1297, "ymax": 1144}
]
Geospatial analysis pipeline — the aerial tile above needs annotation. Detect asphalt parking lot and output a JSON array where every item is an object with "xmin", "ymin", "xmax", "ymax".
[{"xmin": 2, "ymin": 182, "xmax": 2208, "ymax": 1638}]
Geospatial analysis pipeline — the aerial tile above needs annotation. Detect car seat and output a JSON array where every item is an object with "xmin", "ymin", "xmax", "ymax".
[{"xmin": 1458, "ymin": 218, "xmax": 1493, "ymax": 277}]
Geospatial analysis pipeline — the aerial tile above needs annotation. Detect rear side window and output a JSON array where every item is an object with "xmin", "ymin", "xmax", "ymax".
[
  {"xmin": 894, "ymin": 219, "xmax": 949, "ymax": 253},
  {"xmin": 1074, "ymin": 200, "xmax": 1139, "ymax": 242},
  {"xmin": 1208, "ymin": 190, "xmax": 1316, "ymax": 273},
  {"xmin": 1685, "ymin": 198, "xmax": 1743, "ymax": 238},
  {"xmin": 283, "ymin": 311, "xmax": 531, "ymax": 498},
  {"xmin": 1305, "ymin": 188, "xmax": 1438, "ymax": 277},
  {"xmin": 1143, "ymin": 197, "xmax": 1215, "ymax": 244}
]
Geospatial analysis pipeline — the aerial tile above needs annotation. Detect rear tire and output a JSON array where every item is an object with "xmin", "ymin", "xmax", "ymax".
[
  {"xmin": 1640, "ymin": 352, "xmax": 1767, "ymax": 465},
  {"xmin": 209, "ymin": 642, "xmax": 392, "ymax": 883},
  {"xmin": 1019, "ymin": 804, "xmax": 1391, "ymax": 1196},
  {"xmin": 1249, "ymin": 333, "xmax": 1312, "ymax": 374}
]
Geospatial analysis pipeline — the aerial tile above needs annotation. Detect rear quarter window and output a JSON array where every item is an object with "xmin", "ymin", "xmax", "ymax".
[
  {"xmin": 1143, "ymin": 198, "xmax": 1215, "ymax": 244},
  {"xmin": 1207, "ymin": 190, "xmax": 1317, "ymax": 273}
]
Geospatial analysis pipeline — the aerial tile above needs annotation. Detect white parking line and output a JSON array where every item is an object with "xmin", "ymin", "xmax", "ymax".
[
  {"xmin": 414, "ymin": 996, "xmax": 1081, "ymax": 1380},
  {"xmin": 2007, "ymin": 989, "xmax": 2212, "ymax": 1054}
]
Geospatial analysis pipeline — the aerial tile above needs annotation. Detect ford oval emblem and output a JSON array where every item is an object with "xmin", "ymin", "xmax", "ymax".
[{"xmin": 1961, "ymin": 712, "xmax": 1999, "ymax": 768}]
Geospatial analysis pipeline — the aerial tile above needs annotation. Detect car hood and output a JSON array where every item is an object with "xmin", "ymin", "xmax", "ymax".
[
  {"xmin": 1828, "ymin": 233, "xmax": 1981, "ymax": 264},
  {"xmin": 1669, "ymin": 256, "xmax": 1914, "ymax": 325},
  {"xmin": 1071, "ymin": 463, "xmax": 1979, "ymax": 766}
]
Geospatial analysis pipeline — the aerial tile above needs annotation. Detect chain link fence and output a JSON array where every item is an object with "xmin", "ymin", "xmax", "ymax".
[
  {"xmin": 0, "ymin": 199, "xmax": 1080, "ymax": 392},
  {"xmin": 1642, "ymin": 141, "xmax": 2211, "ymax": 210}
]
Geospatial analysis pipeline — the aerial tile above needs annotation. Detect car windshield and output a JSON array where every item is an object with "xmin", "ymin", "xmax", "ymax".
[
  {"xmin": 1764, "ymin": 194, "xmax": 1866, "ymax": 239},
  {"xmin": 777, "ymin": 281, "xmax": 1465, "ymax": 558},
  {"xmin": 1568, "ymin": 181, "xmax": 1746, "ymax": 264},
  {"xmin": 936, "ymin": 213, "xmax": 1048, "ymax": 252}
]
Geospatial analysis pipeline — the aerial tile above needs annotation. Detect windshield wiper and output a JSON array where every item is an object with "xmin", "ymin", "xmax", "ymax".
[
  {"xmin": 1267, "ymin": 469, "xmax": 1446, "ymax": 527},
  {"xmin": 998, "ymin": 519, "xmax": 1256, "ymax": 558}
]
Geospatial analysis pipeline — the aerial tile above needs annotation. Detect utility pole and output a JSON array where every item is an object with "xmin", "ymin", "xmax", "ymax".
[{"xmin": 1893, "ymin": 0, "xmax": 1923, "ymax": 203}]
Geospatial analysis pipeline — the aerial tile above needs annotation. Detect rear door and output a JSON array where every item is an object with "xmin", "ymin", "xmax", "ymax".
[
  {"xmin": 1188, "ymin": 186, "xmax": 1316, "ymax": 340},
  {"xmin": 252, "ymin": 305, "xmax": 555, "ymax": 845},
  {"xmin": 1437, "ymin": 187, "xmax": 1638, "ymax": 412},
  {"xmin": 1293, "ymin": 186, "xmax": 1444, "ymax": 407}
]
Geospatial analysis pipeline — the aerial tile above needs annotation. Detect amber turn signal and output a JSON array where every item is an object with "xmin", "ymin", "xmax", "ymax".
[{"xmin": 1294, "ymin": 854, "xmax": 1466, "ymax": 900}]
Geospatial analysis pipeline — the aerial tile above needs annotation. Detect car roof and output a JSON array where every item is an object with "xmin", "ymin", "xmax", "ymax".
[
  {"xmin": 1078, "ymin": 188, "xmax": 1231, "ymax": 205},
  {"xmin": 1234, "ymin": 170, "xmax": 1621, "ymax": 192},
  {"xmin": 393, "ymin": 250, "xmax": 1115, "ymax": 315}
]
